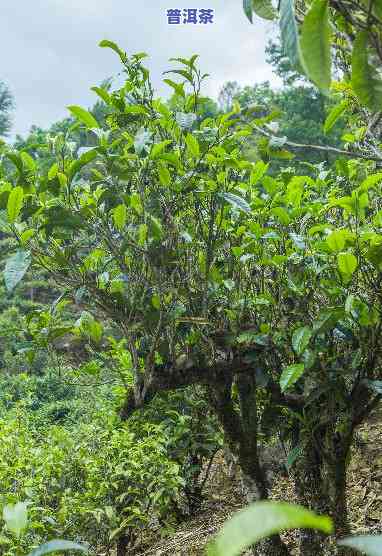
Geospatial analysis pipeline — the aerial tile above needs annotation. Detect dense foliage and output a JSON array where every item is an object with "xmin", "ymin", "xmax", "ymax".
[
  {"xmin": 0, "ymin": 1, "xmax": 382, "ymax": 551},
  {"xmin": 0, "ymin": 373, "xmax": 220, "ymax": 555},
  {"xmin": 244, "ymin": 0, "xmax": 382, "ymax": 112}
]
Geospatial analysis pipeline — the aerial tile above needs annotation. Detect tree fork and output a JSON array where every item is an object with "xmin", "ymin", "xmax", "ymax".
[{"xmin": 120, "ymin": 358, "xmax": 291, "ymax": 556}]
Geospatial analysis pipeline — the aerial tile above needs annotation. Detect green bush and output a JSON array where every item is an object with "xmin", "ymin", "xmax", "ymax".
[
  {"xmin": 0, "ymin": 408, "xmax": 183, "ymax": 555},
  {"xmin": 135, "ymin": 387, "xmax": 223, "ymax": 516},
  {"xmin": 0, "ymin": 373, "xmax": 84, "ymax": 428},
  {"xmin": 0, "ymin": 372, "xmax": 222, "ymax": 553}
]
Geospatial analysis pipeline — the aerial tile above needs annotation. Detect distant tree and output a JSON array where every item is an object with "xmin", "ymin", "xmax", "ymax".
[
  {"xmin": 218, "ymin": 80, "xmax": 241, "ymax": 112},
  {"xmin": 0, "ymin": 82, "xmax": 14, "ymax": 137},
  {"xmin": 239, "ymin": 81, "xmax": 342, "ymax": 163},
  {"xmin": 234, "ymin": 81, "xmax": 276, "ymax": 108},
  {"xmin": 265, "ymin": 39, "xmax": 303, "ymax": 87},
  {"xmin": 218, "ymin": 39, "xmax": 345, "ymax": 165}
]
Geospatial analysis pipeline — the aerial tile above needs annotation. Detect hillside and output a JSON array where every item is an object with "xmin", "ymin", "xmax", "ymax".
[{"xmin": 139, "ymin": 411, "xmax": 382, "ymax": 555}]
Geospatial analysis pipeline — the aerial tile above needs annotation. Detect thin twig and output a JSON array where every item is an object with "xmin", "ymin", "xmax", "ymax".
[{"xmin": 252, "ymin": 123, "xmax": 382, "ymax": 162}]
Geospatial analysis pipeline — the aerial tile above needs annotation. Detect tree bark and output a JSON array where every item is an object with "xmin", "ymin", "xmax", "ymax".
[
  {"xmin": 118, "ymin": 358, "xmax": 301, "ymax": 555},
  {"xmin": 208, "ymin": 376, "xmax": 290, "ymax": 556},
  {"xmin": 116, "ymin": 534, "xmax": 131, "ymax": 556},
  {"xmin": 293, "ymin": 439, "xmax": 331, "ymax": 556},
  {"xmin": 293, "ymin": 428, "xmax": 355, "ymax": 556}
]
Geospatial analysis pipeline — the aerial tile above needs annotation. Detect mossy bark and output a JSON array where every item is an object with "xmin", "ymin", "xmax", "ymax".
[
  {"xmin": 293, "ymin": 429, "xmax": 356, "ymax": 556},
  {"xmin": 208, "ymin": 375, "xmax": 290, "ymax": 556}
]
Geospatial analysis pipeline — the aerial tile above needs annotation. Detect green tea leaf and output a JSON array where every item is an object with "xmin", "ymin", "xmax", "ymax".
[
  {"xmin": 374, "ymin": 0, "xmax": 382, "ymax": 18},
  {"xmin": 91, "ymin": 86, "xmax": 112, "ymax": 105},
  {"xmin": 185, "ymin": 133, "xmax": 200, "ymax": 158},
  {"xmin": 169, "ymin": 55, "xmax": 199, "ymax": 69},
  {"xmin": 158, "ymin": 165, "xmax": 171, "ymax": 187},
  {"xmin": 3, "ymin": 251, "xmax": 31, "ymax": 292},
  {"xmin": 324, "ymin": 100, "xmax": 348, "ymax": 134},
  {"xmin": 57, "ymin": 172, "xmax": 68, "ymax": 187},
  {"xmin": 208, "ymin": 501, "xmax": 332, "ymax": 556},
  {"xmin": 221, "ymin": 193, "xmax": 251, "ymax": 214},
  {"xmin": 151, "ymin": 294, "xmax": 161, "ymax": 310},
  {"xmin": 164, "ymin": 69, "xmax": 194, "ymax": 84},
  {"xmin": 326, "ymin": 230, "xmax": 346, "ymax": 252},
  {"xmin": 250, "ymin": 161, "xmax": 268, "ymax": 185},
  {"xmin": 7, "ymin": 186, "xmax": 23, "ymax": 223},
  {"xmin": 351, "ymin": 31, "xmax": 382, "ymax": 111},
  {"xmin": 68, "ymin": 149, "xmax": 98, "ymax": 181},
  {"xmin": 292, "ymin": 326, "xmax": 312, "ymax": 355},
  {"xmin": 252, "ymin": 0, "xmax": 277, "ymax": 20},
  {"xmin": 338, "ymin": 535, "xmax": 382, "ymax": 556},
  {"xmin": 164, "ymin": 80, "xmax": 186, "ymax": 99},
  {"xmin": 20, "ymin": 151, "xmax": 36, "ymax": 173},
  {"xmin": 271, "ymin": 207, "xmax": 290, "ymax": 225},
  {"xmin": 76, "ymin": 312, "xmax": 103, "ymax": 344},
  {"xmin": 67, "ymin": 105, "xmax": 99, "ymax": 129},
  {"xmin": 243, "ymin": 0, "xmax": 253, "ymax": 22},
  {"xmin": 300, "ymin": 0, "xmax": 331, "ymax": 92},
  {"xmin": 150, "ymin": 140, "xmax": 172, "ymax": 159},
  {"xmin": 149, "ymin": 214, "xmax": 163, "ymax": 240},
  {"xmin": 130, "ymin": 193, "xmax": 143, "ymax": 214},
  {"xmin": 280, "ymin": 363, "xmax": 305, "ymax": 392},
  {"xmin": 337, "ymin": 252, "xmax": 358, "ymax": 276},
  {"xmin": 360, "ymin": 172, "xmax": 382, "ymax": 191},
  {"xmin": 5, "ymin": 152, "xmax": 23, "ymax": 173},
  {"xmin": 28, "ymin": 540, "xmax": 88, "ymax": 556},
  {"xmin": 48, "ymin": 163, "xmax": 58, "ymax": 181},
  {"xmin": 99, "ymin": 40, "xmax": 127, "ymax": 62},
  {"xmin": 20, "ymin": 229, "xmax": 34, "ymax": 245},
  {"xmin": 125, "ymin": 104, "xmax": 147, "ymax": 116},
  {"xmin": 138, "ymin": 223, "xmax": 147, "ymax": 245},
  {"xmin": 3, "ymin": 502, "xmax": 28, "ymax": 538},
  {"xmin": 113, "ymin": 204, "xmax": 127, "ymax": 231},
  {"xmin": 279, "ymin": 0, "xmax": 301, "ymax": 69}
]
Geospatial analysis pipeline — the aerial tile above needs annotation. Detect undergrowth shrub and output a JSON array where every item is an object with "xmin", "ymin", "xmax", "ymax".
[
  {"xmin": 135, "ymin": 387, "xmax": 223, "ymax": 516},
  {"xmin": 0, "ymin": 407, "xmax": 183, "ymax": 555},
  {"xmin": 0, "ymin": 373, "xmax": 222, "ymax": 554},
  {"xmin": 0, "ymin": 373, "xmax": 83, "ymax": 426}
]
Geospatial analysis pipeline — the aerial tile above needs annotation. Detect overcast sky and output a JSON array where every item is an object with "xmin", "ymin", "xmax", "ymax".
[{"xmin": 2, "ymin": 0, "xmax": 280, "ymax": 140}]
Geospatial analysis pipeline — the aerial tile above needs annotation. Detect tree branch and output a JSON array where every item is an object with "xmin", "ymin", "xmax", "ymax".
[
  {"xmin": 252, "ymin": 123, "xmax": 382, "ymax": 162},
  {"xmin": 119, "ymin": 357, "xmax": 241, "ymax": 419},
  {"xmin": 119, "ymin": 354, "xmax": 305, "ymax": 420}
]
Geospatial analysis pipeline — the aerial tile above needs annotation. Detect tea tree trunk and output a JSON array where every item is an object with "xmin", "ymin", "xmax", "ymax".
[{"xmin": 293, "ymin": 430, "xmax": 356, "ymax": 556}]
